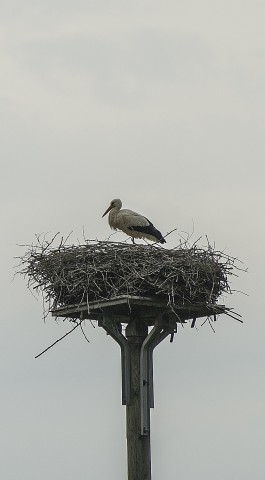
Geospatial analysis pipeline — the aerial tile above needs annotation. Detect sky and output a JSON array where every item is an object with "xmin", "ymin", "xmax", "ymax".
[{"xmin": 1, "ymin": 1, "xmax": 265, "ymax": 478}]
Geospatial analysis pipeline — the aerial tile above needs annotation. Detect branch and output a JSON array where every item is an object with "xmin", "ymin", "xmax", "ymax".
[{"xmin": 35, "ymin": 320, "xmax": 83, "ymax": 358}]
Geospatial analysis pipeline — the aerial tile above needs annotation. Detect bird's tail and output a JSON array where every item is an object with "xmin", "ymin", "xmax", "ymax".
[{"xmin": 153, "ymin": 228, "xmax": 166, "ymax": 244}]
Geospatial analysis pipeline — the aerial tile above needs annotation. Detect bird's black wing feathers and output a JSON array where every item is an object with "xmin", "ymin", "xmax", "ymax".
[{"xmin": 128, "ymin": 220, "xmax": 166, "ymax": 243}]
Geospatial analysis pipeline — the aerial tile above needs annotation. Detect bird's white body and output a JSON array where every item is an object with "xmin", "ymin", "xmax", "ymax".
[
  {"xmin": 102, "ymin": 198, "xmax": 166, "ymax": 243},
  {"xmin": 109, "ymin": 206, "xmax": 156, "ymax": 241}
]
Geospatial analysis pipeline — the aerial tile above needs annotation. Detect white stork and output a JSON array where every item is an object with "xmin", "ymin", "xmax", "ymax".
[{"xmin": 102, "ymin": 198, "xmax": 166, "ymax": 244}]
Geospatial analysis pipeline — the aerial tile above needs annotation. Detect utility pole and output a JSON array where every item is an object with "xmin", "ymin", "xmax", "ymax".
[
  {"xmin": 126, "ymin": 319, "xmax": 151, "ymax": 480},
  {"xmin": 52, "ymin": 296, "xmax": 227, "ymax": 480}
]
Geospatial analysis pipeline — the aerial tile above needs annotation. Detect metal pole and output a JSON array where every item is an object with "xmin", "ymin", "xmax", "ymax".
[
  {"xmin": 140, "ymin": 317, "xmax": 177, "ymax": 435},
  {"xmin": 125, "ymin": 319, "xmax": 151, "ymax": 480},
  {"xmin": 99, "ymin": 315, "xmax": 131, "ymax": 405}
]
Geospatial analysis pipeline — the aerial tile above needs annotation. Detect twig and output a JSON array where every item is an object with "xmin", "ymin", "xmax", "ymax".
[
  {"xmin": 80, "ymin": 322, "xmax": 90, "ymax": 343},
  {"xmin": 223, "ymin": 311, "xmax": 243, "ymax": 323},
  {"xmin": 35, "ymin": 320, "xmax": 83, "ymax": 358},
  {"xmin": 163, "ymin": 227, "xmax": 178, "ymax": 240}
]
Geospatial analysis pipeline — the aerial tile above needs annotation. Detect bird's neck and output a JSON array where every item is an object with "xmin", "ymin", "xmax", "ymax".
[{"xmin": 108, "ymin": 206, "xmax": 120, "ymax": 227}]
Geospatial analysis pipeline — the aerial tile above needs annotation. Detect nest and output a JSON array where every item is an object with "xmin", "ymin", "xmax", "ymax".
[{"xmin": 18, "ymin": 238, "xmax": 236, "ymax": 313}]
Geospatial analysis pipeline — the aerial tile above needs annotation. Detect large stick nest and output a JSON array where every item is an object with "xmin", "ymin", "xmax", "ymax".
[{"xmin": 18, "ymin": 238, "xmax": 236, "ymax": 312}]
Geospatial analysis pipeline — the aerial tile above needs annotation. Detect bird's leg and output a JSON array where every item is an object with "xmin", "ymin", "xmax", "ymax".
[{"xmin": 131, "ymin": 237, "xmax": 135, "ymax": 245}]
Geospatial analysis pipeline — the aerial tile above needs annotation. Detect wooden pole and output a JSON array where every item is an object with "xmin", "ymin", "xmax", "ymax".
[{"xmin": 125, "ymin": 319, "xmax": 151, "ymax": 480}]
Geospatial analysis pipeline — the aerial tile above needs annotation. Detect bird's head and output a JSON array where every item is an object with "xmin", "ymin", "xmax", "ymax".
[{"xmin": 102, "ymin": 198, "xmax": 122, "ymax": 217}]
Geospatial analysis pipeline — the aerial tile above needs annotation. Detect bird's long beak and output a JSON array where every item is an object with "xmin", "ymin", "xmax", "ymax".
[{"xmin": 102, "ymin": 205, "xmax": 113, "ymax": 218}]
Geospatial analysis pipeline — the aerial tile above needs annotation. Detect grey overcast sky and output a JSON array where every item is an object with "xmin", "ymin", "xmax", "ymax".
[{"xmin": 1, "ymin": 1, "xmax": 265, "ymax": 479}]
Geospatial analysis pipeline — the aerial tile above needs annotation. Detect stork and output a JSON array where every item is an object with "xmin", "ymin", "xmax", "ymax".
[{"xmin": 102, "ymin": 198, "xmax": 166, "ymax": 244}]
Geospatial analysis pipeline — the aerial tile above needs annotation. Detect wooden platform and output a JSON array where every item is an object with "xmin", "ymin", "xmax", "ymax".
[{"xmin": 51, "ymin": 295, "xmax": 228, "ymax": 325}]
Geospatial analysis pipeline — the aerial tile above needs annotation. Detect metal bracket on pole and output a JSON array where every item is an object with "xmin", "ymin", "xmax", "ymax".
[
  {"xmin": 98, "ymin": 315, "xmax": 131, "ymax": 406},
  {"xmin": 140, "ymin": 316, "xmax": 177, "ymax": 436}
]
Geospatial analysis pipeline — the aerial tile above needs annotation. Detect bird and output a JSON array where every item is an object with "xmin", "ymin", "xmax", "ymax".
[{"xmin": 102, "ymin": 198, "xmax": 166, "ymax": 244}]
